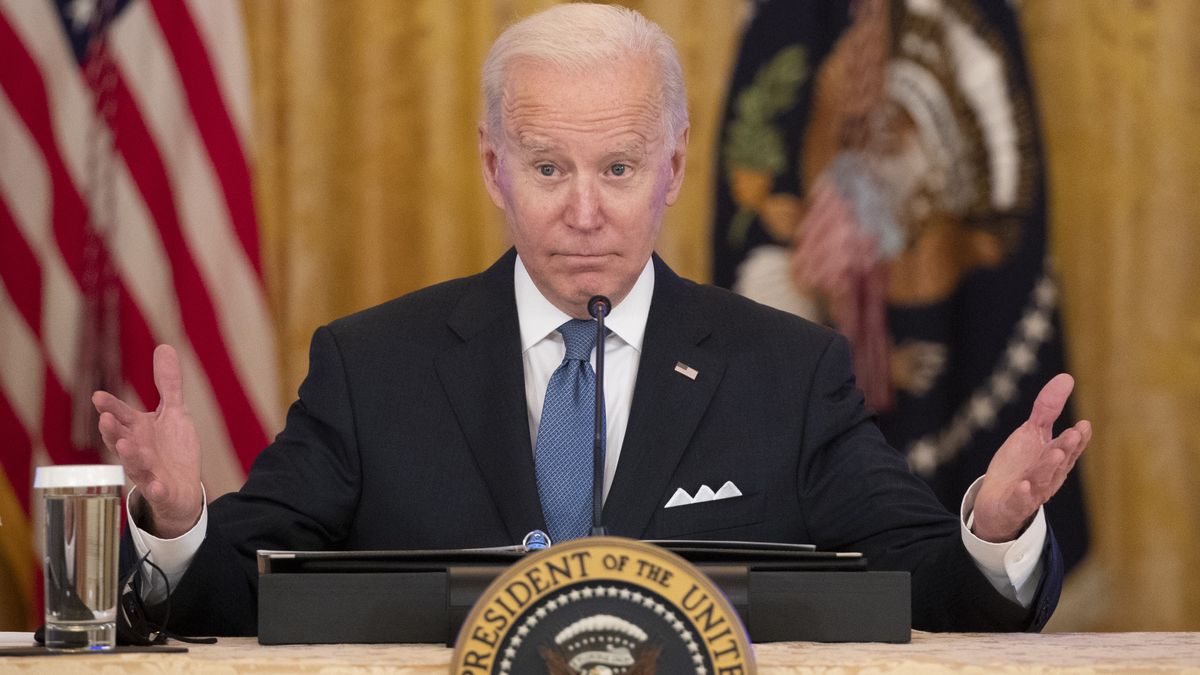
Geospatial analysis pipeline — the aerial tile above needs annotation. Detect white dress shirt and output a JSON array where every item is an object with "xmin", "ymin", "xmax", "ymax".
[
  {"xmin": 131, "ymin": 252, "xmax": 1047, "ymax": 606},
  {"xmin": 515, "ymin": 255, "xmax": 653, "ymax": 502}
]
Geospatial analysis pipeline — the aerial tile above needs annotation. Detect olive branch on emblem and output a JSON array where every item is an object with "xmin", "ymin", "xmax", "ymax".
[{"xmin": 722, "ymin": 44, "xmax": 809, "ymax": 248}]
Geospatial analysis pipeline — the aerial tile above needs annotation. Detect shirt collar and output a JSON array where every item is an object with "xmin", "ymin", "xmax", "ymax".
[{"xmin": 514, "ymin": 254, "xmax": 654, "ymax": 353}]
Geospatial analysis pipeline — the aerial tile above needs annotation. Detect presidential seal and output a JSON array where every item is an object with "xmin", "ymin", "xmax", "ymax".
[{"xmin": 452, "ymin": 536, "xmax": 754, "ymax": 674}]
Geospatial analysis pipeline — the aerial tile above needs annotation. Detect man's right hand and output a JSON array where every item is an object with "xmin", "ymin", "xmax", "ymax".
[{"xmin": 93, "ymin": 344, "xmax": 203, "ymax": 539}]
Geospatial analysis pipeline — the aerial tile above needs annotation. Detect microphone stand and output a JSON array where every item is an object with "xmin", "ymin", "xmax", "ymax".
[{"xmin": 588, "ymin": 295, "xmax": 611, "ymax": 537}]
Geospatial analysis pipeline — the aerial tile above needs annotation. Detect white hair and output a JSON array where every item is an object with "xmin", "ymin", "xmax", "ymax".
[{"xmin": 481, "ymin": 3, "xmax": 688, "ymax": 149}]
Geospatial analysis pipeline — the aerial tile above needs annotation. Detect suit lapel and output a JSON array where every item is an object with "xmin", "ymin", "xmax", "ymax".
[
  {"xmin": 434, "ymin": 250, "xmax": 546, "ymax": 543},
  {"xmin": 603, "ymin": 256, "xmax": 726, "ymax": 538}
]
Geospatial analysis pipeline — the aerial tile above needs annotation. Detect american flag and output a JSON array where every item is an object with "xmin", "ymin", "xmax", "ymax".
[{"xmin": 0, "ymin": 0, "xmax": 279, "ymax": 628}]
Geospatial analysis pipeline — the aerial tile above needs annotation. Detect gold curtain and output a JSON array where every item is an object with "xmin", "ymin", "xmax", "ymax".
[
  {"xmin": 242, "ymin": 0, "xmax": 1200, "ymax": 630},
  {"xmin": 1021, "ymin": 0, "xmax": 1200, "ymax": 630},
  {"xmin": 242, "ymin": 0, "xmax": 745, "ymax": 394}
]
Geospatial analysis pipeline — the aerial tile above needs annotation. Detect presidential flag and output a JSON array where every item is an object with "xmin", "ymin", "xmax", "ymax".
[
  {"xmin": 713, "ymin": 0, "xmax": 1088, "ymax": 570},
  {"xmin": 0, "ymin": 0, "xmax": 279, "ymax": 628}
]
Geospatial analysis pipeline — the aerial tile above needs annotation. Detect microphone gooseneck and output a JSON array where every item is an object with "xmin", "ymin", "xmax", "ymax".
[{"xmin": 587, "ymin": 295, "xmax": 610, "ymax": 537}]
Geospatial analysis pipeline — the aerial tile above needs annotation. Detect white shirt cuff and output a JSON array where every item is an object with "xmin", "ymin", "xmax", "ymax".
[
  {"xmin": 126, "ymin": 485, "xmax": 208, "ymax": 604},
  {"xmin": 959, "ymin": 475, "xmax": 1046, "ymax": 608}
]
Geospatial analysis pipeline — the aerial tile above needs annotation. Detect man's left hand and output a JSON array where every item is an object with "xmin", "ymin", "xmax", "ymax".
[{"xmin": 972, "ymin": 373, "xmax": 1092, "ymax": 543}]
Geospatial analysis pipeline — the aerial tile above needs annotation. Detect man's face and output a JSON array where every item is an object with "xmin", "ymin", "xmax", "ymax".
[{"xmin": 479, "ymin": 56, "xmax": 688, "ymax": 317}]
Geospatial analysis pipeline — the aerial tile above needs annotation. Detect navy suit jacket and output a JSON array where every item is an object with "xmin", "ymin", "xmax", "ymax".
[{"xmin": 126, "ymin": 249, "xmax": 1062, "ymax": 636}]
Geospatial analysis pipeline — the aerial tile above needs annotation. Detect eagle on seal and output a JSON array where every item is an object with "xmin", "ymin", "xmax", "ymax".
[{"xmin": 538, "ymin": 643, "xmax": 662, "ymax": 675}]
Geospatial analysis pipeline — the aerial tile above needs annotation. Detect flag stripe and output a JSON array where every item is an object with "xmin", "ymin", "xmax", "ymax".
[
  {"xmin": 0, "ymin": 11, "xmax": 158, "ymax": 411},
  {"xmin": 0, "ymin": 280, "xmax": 43, "ymax": 450},
  {"xmin": 102, "ymin": 66, "xmax": 269, "ymax": 466},
  {"xmin": 3, "ymin": 10, "xmax": 266, "ymax": 473},
  {"xmin": 111, "ymin": 1, "xmax": 281, "ymax": 442},
  {"xmin": 2, "ymin": 0, "xmax": 106, "ymax": 215},
  {"xmin": 4, "ymin": 0, "xmax": 250, "ymax": 495},
  {"xmin": 0, "ymin": 196, "xmax": 42, "ymax": 333},
  {"xmin": 147, "ymin": 0, "xmax": 262, "ymax": 276},
  {"xmin": 0, "ymin": 102, "xmax": 92, "ymax": 480},
  {"xmin": 41, "ymin": 366, "xmax": 93, "ymax": 466},
  {"xmin": 0, "ymin": 276, "xmax": 85, "ymax": 486},
  {"xmin": 182, "ymin": 0, "xmax": 252, "ymax": 149},
  {"xmin": 0, "ymin": 200, "xmax": 92, "ymax": 471},
  {"xmin": 0, "ymin": 393, "xmax": 32, "ymax": 513},
  {"xmin": 103, "ymin": 157, "xmax": 247, "ymax": 496},
  {"xmin": 0, "ymin": 198, "xmax": 87, "ymax": 470},
  {"xmin": 0, "ymin": 402, "xmax": 32, "ymax": 526},
  {"xmin": 2, "ymin": 0, "xmax": 277, "ymax": 626},
  {"xmin": 0, "ymin": 393, "xmax": 32, "ymax": 511}
]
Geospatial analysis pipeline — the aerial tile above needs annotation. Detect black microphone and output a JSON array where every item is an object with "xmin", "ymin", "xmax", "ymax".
[{"xmin": 587, "ymin": 295, "xmax": 611, "ymax": 537}]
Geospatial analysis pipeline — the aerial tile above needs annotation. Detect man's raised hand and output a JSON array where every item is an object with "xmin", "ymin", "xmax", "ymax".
[
  {"xmin": 971, "ymin": 373, "xmax": 1092, "ymax": 543},
  {"xmin": 92, "ymin": 344, "xmax": 203, "ymax": 539}
]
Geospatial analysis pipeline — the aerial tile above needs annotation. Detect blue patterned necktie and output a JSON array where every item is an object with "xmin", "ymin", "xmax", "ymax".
[{"xmin": 535, "ymin": 319, "xmax": 604, "ymax": 543}]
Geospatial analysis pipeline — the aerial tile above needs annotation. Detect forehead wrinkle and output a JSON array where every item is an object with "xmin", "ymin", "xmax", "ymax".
[
  {"xmin": 501, "ymin": 91, "xmax": 664, "ymax": 135},
  {"xmin": 506, "ymin": 110, "xmax": 664, "ymax": 151},
  {"xmin": 513, "ymin": 127, "xmax": 657, "ymax": 162},
  {"xmin": 504, "ymin": 98, "xmax": 661, "ymax": 123}
]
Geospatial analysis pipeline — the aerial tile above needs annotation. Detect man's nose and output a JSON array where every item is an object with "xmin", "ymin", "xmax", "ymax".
[{"xmin": 564, "ymin": 176, "xmax": 601, "ymax": 230}]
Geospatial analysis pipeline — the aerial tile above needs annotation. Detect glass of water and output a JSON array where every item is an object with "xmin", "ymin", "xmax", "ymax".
[{"xmin": 34, "ymin": 465, "xmax": 124, "ymax": 651}]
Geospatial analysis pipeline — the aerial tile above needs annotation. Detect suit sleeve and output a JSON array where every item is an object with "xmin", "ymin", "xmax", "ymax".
[
  {"xmin": 127, "ymin": 325, "xmax": 363, "ymax": 636},
  {"xmin": 796, "ymin": 334, "xmax": 1062, "ymax": 631}
]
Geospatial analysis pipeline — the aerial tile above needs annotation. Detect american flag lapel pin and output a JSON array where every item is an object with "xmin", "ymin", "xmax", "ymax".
[{"xmin": 674, "ymin": 361, "xmax": 699, "ymax": 380}]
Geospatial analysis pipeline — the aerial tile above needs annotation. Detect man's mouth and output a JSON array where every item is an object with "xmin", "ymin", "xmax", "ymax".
[{"xmin": 556, "ymin": 252, "xmax": 612, "ymax": 263}]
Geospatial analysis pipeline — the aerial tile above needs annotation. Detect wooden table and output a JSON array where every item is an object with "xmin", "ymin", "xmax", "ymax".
[{"xmin": 2, "ymin": 632, "xmax": 1199, "ymax": 673}]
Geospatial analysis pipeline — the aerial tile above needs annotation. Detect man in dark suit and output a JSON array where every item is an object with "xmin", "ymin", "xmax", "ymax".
[{"xmin": 94, "ymin": 3, "xmax": 1090, "ymax": 638}]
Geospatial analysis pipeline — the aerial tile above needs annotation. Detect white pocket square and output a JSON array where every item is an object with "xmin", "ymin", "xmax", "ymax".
[{"xmin": 664, "ymin": 481, "xmax": 743, "ymax": 508}]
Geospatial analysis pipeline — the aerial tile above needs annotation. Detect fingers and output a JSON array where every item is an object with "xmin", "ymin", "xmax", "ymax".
[
  {"xmin": 1047, "ymin": 420, "xmax": 1091, "ymax": 490},
  {"xmin": 111, "ymin": 436, "xmax": 147, "ymax": 472},
  {"xmin": 980, "ymin": 412, "xmax": 1092, "ymax": 538},
  {"xmin": 1054, "ymin": 421, "xmax": 1089, "ymax": 466},
  {"xmin": 96, "ymin": 411, "xmax": 128, "ymax": 452},
  {"xmin": 1028, "ymin": 373, "xmax": 1075, "ymax": 432},
  {"xmin": 1024, "ymin": 419, "xmax": 1090, "ymax": 504},
  {"xmin": 94, "ymin": 392, "xmax": 153, "ymax": 484},
  {"xmin": 92, "ymin": 390, "xmax": 140, "ymax": 425},
  {"xmin": 97, "ymin": 408, "xmax": 154, "ymax": 481},
  {"xmin": 1077, "ymin": 419, "xmax": 1093, "ymax": 448},
  {"xmin": 153, "ymin": 344, "xmax": 185, "ymax": 409}
]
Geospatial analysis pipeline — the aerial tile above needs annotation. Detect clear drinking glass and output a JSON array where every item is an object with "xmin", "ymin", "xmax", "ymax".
[{"xmin": 34, "ymin": 465, "xmax": 124, "ymax": 651}]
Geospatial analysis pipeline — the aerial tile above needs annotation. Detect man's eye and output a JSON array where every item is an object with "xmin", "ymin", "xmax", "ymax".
[
  {"xmin": 610, "ymin": 163, "xmax": 628, "ymax": 177},
  {"xmin": 537, "ymin": 165, "xmax": 556, "ymax": 177}
]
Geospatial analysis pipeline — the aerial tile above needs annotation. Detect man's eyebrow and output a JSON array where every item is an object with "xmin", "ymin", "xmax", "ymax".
[
  {"xmin": 608, "ymin": 141, "xmax": 648, "ymax": 157},
  {"xmin": 517, "ymin": 136, "xmax": 558, "ymax": 154}
]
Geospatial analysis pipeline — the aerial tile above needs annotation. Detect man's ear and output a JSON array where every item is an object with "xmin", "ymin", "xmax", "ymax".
[
  {"xmin": 664, "ymin": 126, "xmax": 690, "ymax": 206},
  {"xmin": 478, "ymin": 124, "xmax": 507, "ymax": 210}
]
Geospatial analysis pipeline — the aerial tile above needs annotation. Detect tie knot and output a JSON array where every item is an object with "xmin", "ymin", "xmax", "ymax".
[{"xmin": 557, "ymin": 319, "xmax": 597, "ymax": 361}]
